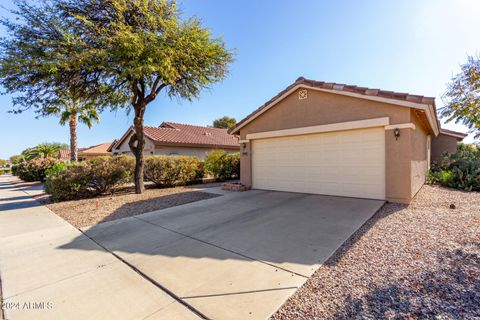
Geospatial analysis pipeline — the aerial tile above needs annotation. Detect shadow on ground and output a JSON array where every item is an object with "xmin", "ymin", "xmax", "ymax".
[{"xmin": 58, "ymin": 189, "xmax": 396, "ymax": 270}]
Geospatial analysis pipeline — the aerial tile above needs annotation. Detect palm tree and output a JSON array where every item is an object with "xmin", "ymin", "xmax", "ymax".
[
  {"xmin": 22, "ymin": 143, "xmax": 68, "ymax": 160},
  {"xmin": 58, "ymin": 104, "xmax": 100, "ymax": 161}
]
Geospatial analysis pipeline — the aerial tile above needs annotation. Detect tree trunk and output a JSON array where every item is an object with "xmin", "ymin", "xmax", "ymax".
[
  {"xmin": 69, "ymin": 111, "xmax": 78, "ymax": 162},
  {"xmin": 129, "ymin": 104, "xmax": 146, "ymax": 194}
]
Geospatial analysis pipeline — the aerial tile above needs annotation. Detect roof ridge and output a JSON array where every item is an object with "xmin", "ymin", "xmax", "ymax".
[
  {"xmin": 295, "ymin": 77, "xmax": 436, "ymax": 101},
  {"xmin": 230, "ymin": 76, "xmax": 438, "ymax": 134}
]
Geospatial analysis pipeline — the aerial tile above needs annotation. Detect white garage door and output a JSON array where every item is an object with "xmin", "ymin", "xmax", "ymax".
[{"xmin": 252, "ymin": 127, "xmax": 385, "ymax": 199}]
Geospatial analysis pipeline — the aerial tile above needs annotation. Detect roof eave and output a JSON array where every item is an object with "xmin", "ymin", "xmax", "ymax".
[
  {"xmin": 153, "ymin": 141, "xmax": 240, "ymax": 149},
  {"xmin": 230, "ymin": 83, "xmax": 440, "ymax": 135}
]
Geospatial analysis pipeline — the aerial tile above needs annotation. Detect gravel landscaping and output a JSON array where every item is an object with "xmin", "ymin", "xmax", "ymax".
[
  {"xmin": 44, "ymin": 187, "xmax": 220, "ymax": 228},
  {"xmin": 272, "ymin": 185, "xmax": 480, "ymax": 320}
]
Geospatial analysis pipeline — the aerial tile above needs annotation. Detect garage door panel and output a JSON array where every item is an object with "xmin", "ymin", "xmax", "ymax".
[{"xmin": 252, "ymin": 127, "xmax": 385, "ymax": 200}]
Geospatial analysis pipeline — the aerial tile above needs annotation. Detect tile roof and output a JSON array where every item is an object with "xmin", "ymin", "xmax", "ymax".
[
  {"xmin": 113, "ymin": 122, "xmax": 240, "ymax": 150},
  {"xmin": 81, "ymin": 142, "xmax": 112, "ymax": 155},
  {"xmin": 58, "ymin": 149, "xmax": 71, "ymax": 160},
  {"xmin": 58, "ymin": 143, "xmax": 111, "ymax": 160},
  {"xmin": 230, "ymin": 77, "xmax": 438, "ymax": 134},
  {"xmin": 142, "ymin": 122, "xmax": 239, "ymax": 148}
]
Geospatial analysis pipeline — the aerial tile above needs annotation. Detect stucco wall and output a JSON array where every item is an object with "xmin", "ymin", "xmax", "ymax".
[
  {"xmin": 410, "ymin": 111, "xmax": 429, "ymax": 198},
  {"xmin": 239, "ymin": 89, "xmax": 410, "ymax": 140},
  {"xmin": 431, "ymin": 134, "xmax": 459, "ymax": 164},
  {"xmin": 238, "ymin": 88, "xmax": 419, "ymax": 203},
  {"xmin": 113, "ymin": 131, "xmax": 156, "ymax": 156}
]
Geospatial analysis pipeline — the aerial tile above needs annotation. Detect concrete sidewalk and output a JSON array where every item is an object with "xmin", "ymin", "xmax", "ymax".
[{"xmin": 0, "ymin": 175, "xmax": 199, "ymax": 320}]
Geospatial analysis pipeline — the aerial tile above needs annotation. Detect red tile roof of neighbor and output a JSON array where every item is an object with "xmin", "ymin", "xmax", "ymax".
[
  {"xmin": 113, "ymin": 122, "xmax": 240, "ymax": 150},
  {"xmin": 59, "ymin": 143, "xmax": 112, "ymax": 160},
  {"xmin": 230, "ymin": 77, "xmax": 442, "ymax": 134}
]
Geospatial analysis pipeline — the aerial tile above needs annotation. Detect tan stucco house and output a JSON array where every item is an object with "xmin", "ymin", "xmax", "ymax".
[
  {"xmin": 109, "ymin": 122, "xmax": 240, "ymax": 159},
  {"xmin": 229, "ymin": 77, "xmax": 467, "ymax": 204}
]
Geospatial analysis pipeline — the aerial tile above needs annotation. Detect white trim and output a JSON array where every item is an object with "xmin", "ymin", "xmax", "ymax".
[
  {"xmin": 230, "ymin": 84, "xmax": 440, "ymax": 136},
  {"xmin": 385, "ymin": 123, "xmax": 416, "ymax": 130},
  {"xmin": 246, "ymin": 117, "xmax": 389, "ymax": 140},
  {"xmin": 439, "ymin": 130, "xmax": 467, "ymax": 139},
  {"xmin": 238, "ymin": 140, "xmax": 250, "ymax": 143}
]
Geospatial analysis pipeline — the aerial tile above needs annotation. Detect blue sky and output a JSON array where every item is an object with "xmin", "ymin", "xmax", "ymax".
[{"xmin": 0, "ymin": 0, "xmax": 478, "ymax": 159}]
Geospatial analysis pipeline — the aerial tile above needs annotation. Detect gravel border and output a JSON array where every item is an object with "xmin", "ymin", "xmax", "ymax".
[{"xmin": 272, "ymin": 185, "xmax": 480, "ymax": 319}]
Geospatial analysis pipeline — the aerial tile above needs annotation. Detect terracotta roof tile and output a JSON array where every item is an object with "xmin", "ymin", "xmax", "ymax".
[
  {"xmin": 113, "ymin": 122, "xmax": 239, "ymax": 150},
  {"xmin": 58, "ymin": 143, "xmax": 111, "ymax": 160},
  {"xmin": 81, "ymin": 142, "xmax": 112, "ymax": 155},
  {"xmin": 230, "ymin": 77, "xmax": 438, "ymax": 133},
  {"xmin": 144, "ymin": 122, "xmax": 239, "ymax": 148}
]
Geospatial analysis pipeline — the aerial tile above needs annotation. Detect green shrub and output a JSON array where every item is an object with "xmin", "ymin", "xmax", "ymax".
[
  {"xmin": 428, "ymin": 144, "xmax": 480, "ymax": 191},
  {"xmin": 11, "ymin": 164, "xmax": 18, "ymax": 176},
  {"xmin": 44, "ymin": 162, "xmax": 92, "ymax": 201},
  {"xmin": 0, "ymin": 169, "xmax": 11, "ymax": 175},
  {"xmin": 144, "ymin": 156, "xmax": 203, "ymax": 187},
  {"xmin": 204, "ymin": 151, "xmax": 240, "ymax": 180},
  {"xmin": 89, "ymin": 156, "xmax": 134, "ymax": 194},
  {"xmin": 16, "ymin": 158, "xmax": 62, "ymax": 182},
  {"xmin": 45, "ymin": 162, "xmax": 69, "ymax": 178},
  {"xmin": 44, "ymin": 156, "xmax": 135, "ymax": 201}
]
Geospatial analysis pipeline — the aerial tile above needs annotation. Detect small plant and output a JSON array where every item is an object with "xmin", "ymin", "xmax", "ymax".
[{"xmin": 204, "ymin": 151, "xmax": 240, "ymax": 180}]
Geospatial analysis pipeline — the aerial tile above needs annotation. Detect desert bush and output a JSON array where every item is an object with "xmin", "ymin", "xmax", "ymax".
[
  {"xmin": 144, "ymin": 156, "xmax": 203, "ymax": 187},
  {"xmin": 89, "ymin": 156, "xmax": 134, "ymax": 194},
  {"xmin": 11, "ymin": 164, "xmax": 18, "ymax": 176},
  {"xmin": 428, "ymin": 144, "xmax": 480, "ymax": 191},
  {"xmin": 44, "ymin": 156, "xmax": 135, "ymax": 201},
  {"xmin": 16, "ymin": 158, "xmax": 62, "ymax": 182},
  {"xmin": 204, "ymin": 151, "xmax": 240, "ymax": 180},
  {"xmin": 44, "ymin": 162, "xmax": 92, "ymax": 201}
]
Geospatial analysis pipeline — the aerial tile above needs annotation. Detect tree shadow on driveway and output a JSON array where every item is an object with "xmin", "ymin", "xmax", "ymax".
[{"xmin": 58, "ymin": 190, "xmax": 393, "ymax": 275}]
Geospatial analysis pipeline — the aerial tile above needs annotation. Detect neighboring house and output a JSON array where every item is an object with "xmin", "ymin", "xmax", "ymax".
[
  {"xmin": 58, "ymin": 142, "xmax": 112, "ymax": 161},
  {"xmin": 229, "ymin": 77, "xmax": 467, "ymax": 204},
  {"xmin": 109, "ymin": 122, "xmax": 240, "ymax": 159},
  {"xmin": 430, "ymin": 128, "xmax": 467, "ymax": 163}
]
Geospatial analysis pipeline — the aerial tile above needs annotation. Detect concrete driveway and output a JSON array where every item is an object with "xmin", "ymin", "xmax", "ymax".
[{"xmin": 72, "ymin": 189, "xmax": 384, "ymax": 319}]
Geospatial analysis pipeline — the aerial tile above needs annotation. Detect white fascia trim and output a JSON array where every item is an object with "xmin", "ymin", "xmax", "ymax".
[
  {"xmin": 238, "ymin": 140, "xmax": 250, "ymax": 143},
  {"xmin": 231, "ymin": 84, "xmax": 438, "ymax": 134},
  {"xmin": 245, "ymin": 117, "xmax": 389, "ymax": 140},
  {"xmin": 385, "ymin": 123, "xmax": 416, "ymax": 130},
  {"xmin": 439, "ymin": 130, "xmax": 467, "ymax": 139}
]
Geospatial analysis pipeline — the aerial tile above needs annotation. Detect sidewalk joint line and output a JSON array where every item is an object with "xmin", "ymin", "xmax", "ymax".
[{"xmin": 76, "ymin": 227, "xmax": 210, "ymax": 320}]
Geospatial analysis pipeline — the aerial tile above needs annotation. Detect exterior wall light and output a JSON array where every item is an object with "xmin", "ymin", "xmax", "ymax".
[
  {"xmin": 394, "ymin": 128, "xmax": 400, "ymax": 140},
  {"xmin": 242, "ymin": 143, "xmax": 247, "ymax": 149}
]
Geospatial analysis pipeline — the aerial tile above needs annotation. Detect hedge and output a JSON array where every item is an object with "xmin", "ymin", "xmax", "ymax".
[
  {"xmin": 44, "ymin": 156, "xmax": 135, "ymax": 201},
  {"xmin": 16, "ymin": 158, "xmax": 62, "ymax": 182},
  {"xmin": 428, "ymin": 144, "xmax": 480, "ymax": 191},
  {"xmin": 204, "ymin": 151, "xmax": 240, "ymax": 180},
  {"xmin": 144, "ymin": 156, "xmax": 204, "ymax": 187}
]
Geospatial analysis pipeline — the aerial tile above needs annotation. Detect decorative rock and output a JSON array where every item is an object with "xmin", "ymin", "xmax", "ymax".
[{"xmin": 221, "ymin": 182, "xmax": 250, "ymax": 192}]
